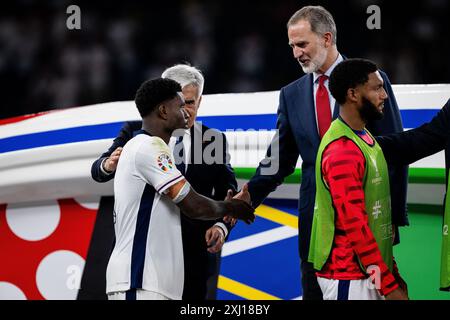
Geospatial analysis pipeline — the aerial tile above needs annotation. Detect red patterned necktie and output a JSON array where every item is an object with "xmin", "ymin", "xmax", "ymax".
[{"xmin": 316, "ymin": 75, "xmax": 332, "ymax": 138}]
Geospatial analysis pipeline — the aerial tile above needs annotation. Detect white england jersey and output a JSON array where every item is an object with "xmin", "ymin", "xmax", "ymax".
[{"xmin": 106, "ymin": 132, "xmax": 185, "ymax": 299}]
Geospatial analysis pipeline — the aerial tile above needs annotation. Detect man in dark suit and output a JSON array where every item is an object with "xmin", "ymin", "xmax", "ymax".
[
  {"xmin": 376, "ymin": 99, "xmax": 450, "ymax": 178},
  {"xmin": 375, "ymin": 99, "xmax": 450, "ymax": 292},
  {"xmin": 236, "ymin": 6, "xmax": 408, "ymax": 300},
  {"xmin": 89, "ymin": 64, "xmax": 237, "ymax": 300}
]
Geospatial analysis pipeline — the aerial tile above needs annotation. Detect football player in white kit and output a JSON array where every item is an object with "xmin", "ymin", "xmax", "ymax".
[{"xmin": 106, "ymin": 78, "xmax": 255, "ymax": 300}]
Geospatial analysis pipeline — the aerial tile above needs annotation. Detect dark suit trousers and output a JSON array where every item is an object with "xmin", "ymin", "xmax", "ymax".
[{"xmin": 301, "ymin": 261, "xmax": 323, "ymax": 300}]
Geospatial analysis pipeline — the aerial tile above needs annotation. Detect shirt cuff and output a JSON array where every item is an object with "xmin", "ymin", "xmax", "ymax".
[
  {"xmin": 100, "ymin": 158, "xmax": 114, "ymax": 176},
  {"xmin": 214, "ymin": 222, "xmax": 228, "ymax": 238}
]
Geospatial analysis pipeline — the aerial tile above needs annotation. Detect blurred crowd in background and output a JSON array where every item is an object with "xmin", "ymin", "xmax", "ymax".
[{"xmin": 1, "ymin": 0, "xmax": 450, "ymax": 120}]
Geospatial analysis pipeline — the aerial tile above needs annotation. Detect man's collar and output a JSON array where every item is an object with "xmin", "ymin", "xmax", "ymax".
[
  {"xmin": 313, "ymin": 53, "xmax": 344, "ymax": 83},
  {"xmin": 135, "ymin": 129, "xmax": 152, "ymax": 137},
  {"xmin": 191, "ymin": 121, "xmax": 203, "ymax": 134}
]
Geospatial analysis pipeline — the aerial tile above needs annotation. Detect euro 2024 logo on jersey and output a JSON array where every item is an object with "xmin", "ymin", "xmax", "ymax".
[
  {"xmin": 157, "ymin": 153, "xmax": 174, "ymax": 172},
  {"xmin": 370, "ymin": 155, "xmax": 382, "ymax": 185}
]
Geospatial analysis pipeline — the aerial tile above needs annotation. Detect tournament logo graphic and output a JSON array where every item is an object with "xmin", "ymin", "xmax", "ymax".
[{"xmin": 157, "ymin": 153, "xmax": 174, "ymax": 172}]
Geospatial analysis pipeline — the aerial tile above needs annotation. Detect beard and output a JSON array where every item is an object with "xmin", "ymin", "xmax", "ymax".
[
  {"xmin": 359, "ymin": 97, "xmax": 384, "ymax": 122},
  {"xmin": 299, "ymin": 42, "xmax": 328, "ymax": 74}
]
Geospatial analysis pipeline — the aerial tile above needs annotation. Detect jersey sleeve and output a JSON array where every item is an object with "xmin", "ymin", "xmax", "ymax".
[{"xmin": 135, "ymin": 137, "xmax": 184, "ymax": 194}]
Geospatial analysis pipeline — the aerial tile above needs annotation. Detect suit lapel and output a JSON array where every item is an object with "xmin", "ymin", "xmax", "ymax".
[
  {"xmin": 185, "ymin": 123, "xmax": 200, "ymax": 176},
  {"xmin": 332, "ymin": 54, "xmax": 346, "ymax": 120},
  {"xmin": 296, "ymin": 74, "xmax": 320, "ymax": 147},
  {"xmin": 332, "ymin": 101, "xmax": 340, "ymax": 119}
]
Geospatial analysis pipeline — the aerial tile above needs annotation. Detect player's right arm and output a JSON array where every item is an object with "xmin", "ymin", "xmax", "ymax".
[
  {"xmin": 165, "ymin": 179, "xmax": 254, "ymax": 224},
  {"xmin": 136, "ymin": 137, "xmax": 255, "ymax": 224}
]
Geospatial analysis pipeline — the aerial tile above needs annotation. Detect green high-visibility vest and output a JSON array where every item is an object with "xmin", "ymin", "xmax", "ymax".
[
  {"xmin": 308, "ymin": 118, "xmax": 393, "ymax": 272},
  {"xmin": 441, "ymin": 179, "xmax": 450, "ymax": 290}
]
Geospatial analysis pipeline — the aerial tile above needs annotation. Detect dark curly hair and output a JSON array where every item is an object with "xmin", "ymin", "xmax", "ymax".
[
  {"xmin": 329, "ymin": 58, "xmax": 378, "ymax": 105},
  {"xmin": 135, "ymin": 78, "xmax": 182, "ymax": 118}
]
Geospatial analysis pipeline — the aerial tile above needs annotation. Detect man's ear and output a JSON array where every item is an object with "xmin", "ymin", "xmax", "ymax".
[
  {"xmin": 323, "ymin": 32, "xmax": 333, "ymax": 48},
  {"xmin": 347, "ymin": 87, "xmax": 359, "ymax": 103},
  {"xmin": 158, "ymin": 104, "xmax": 168, "ymax": 120},
  {"xmin": 197, "ymin": 96, "xmax": 202, "ymax": 108}
]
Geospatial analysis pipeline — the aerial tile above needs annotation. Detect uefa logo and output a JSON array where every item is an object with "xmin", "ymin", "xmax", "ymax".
[{"xmin": 157, "ymin": 153, "xmax": 174, "ymax": 172}]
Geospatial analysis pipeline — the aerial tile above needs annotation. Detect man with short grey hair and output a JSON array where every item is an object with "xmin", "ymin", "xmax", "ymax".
[
  {"xmin": 287, "ymin": 5, "xmax": 337, "ymax": 46},
  {"xmin": 236, "ymin": 5, "xmax": 407, "ymax": 300},
  {"xmin": 161, "ymin": 64, "xmax": 204, "ymax": 134},
  {"xmin": 90, "ymin": 63, "xmax": 237, "ymax": 300},
  {"xmin": 162, "ymin": 64, "xmax": 205, "ymax": 96},
  {"xmin": 286, "ymin": 6, "xmax": 338, "ymax": 75}
]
